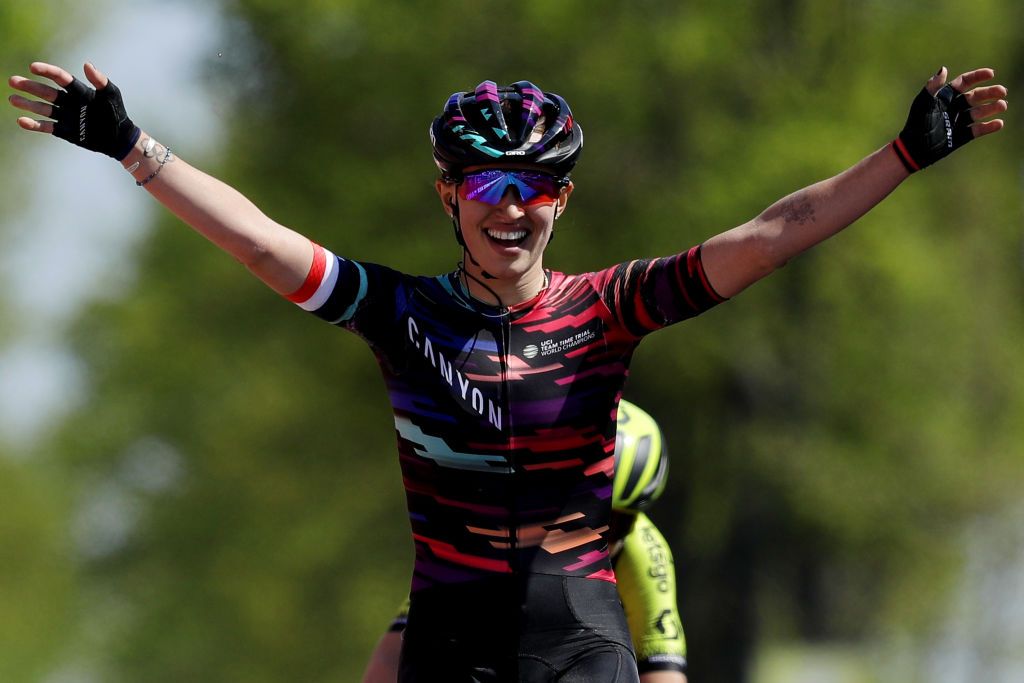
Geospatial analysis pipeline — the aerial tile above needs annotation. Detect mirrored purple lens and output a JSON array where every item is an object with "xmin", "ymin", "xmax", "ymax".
[{"xmin": 458, "ymin": 170, "xmax": 560, "ymax": 206}]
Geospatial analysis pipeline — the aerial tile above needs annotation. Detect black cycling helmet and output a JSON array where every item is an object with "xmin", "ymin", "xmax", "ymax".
[
  {"xmin": 613, "ymin": 400, "xmax": 669, "ymax": 513},
  {"xmin": 430, "ymin": 80, "xmax": 583, "ymax": 182}
]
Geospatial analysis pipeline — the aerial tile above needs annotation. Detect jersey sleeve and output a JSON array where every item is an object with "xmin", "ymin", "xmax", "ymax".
[
  {"xmin": 283, "ymin": 241, "xmax": 408, "ymax": 349},
  {"xmin": 614, "ymin": 512, "xmax": 687, "ymax": 674},
  {"xmin": 592, "ymin": 244, "xmax": 726, "ymax": 339}
]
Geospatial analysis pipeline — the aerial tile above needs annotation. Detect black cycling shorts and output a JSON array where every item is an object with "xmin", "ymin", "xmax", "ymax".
[{"xmin": 398, "ymin": 574, "xmax": 640, "ymax": 682}]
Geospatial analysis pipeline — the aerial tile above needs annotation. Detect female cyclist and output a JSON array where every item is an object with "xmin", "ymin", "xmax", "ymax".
[{"xmin": 8, "ymin": 61, "xmax": 1006, "ymax": 681}]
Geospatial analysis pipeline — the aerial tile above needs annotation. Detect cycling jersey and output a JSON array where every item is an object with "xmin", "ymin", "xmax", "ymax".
[
  {"xmin": 614, "ymin": 513, "xmax": 687, "ymax": 674},
  {"xmin": 289, "ymin": 242, "xmax": 722, "ymax": 680},
  {"xmin": 289, "ymin": 243, "xmax": 722, "ymax": 591}
]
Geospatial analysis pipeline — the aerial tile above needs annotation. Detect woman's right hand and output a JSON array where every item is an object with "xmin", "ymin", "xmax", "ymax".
[{"xmin": 9, "ymin": 61, "xmax": 140, "ymax": 160}]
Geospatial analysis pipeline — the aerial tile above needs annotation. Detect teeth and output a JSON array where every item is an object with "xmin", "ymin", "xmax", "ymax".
[{"xmin": 486, "ymin": 228, "xmax": 528, "ymax": 241}]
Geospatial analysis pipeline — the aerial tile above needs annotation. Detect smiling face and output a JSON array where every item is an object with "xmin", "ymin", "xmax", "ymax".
[{"xmin": 436, "ymin": 164, "xmax": 573, "ymax": 306}]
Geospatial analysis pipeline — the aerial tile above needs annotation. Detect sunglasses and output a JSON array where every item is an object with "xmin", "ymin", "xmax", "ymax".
[{"xmin": 457, "ymin": 169, "xmax": 565, "ymax": 206}]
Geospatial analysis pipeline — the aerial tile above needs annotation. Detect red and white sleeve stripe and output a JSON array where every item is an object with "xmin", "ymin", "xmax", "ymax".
[{"xmin": 285, "ymin": 241, "xmax": 338, "ymax": 311}]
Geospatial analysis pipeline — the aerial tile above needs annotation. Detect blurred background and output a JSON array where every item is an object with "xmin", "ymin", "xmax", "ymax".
[{"xmin": 1, "ymin": 0, "xmax": 1022, "ymax": 681}]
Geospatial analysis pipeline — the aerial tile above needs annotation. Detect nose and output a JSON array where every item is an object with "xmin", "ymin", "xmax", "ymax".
[{"xmin": 495, "ymin": 186, "xmax": 527, "ymax": 215}]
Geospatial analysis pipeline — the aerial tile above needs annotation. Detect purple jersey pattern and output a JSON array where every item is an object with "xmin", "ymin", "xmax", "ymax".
[{"xmin": 295, "ymin": 245, "xmax": 724, "ymax": 593}]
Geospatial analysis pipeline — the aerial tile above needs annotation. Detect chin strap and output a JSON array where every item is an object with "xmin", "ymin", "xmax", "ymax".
[
  {"xmin": 458, "ymin": 257, "xmax": 504, "ymax": 307},
  {"xmin": 451, "ymin": 196, "xmax": 506, "ymax": 305},
  {"xmin": 450, "ymin": 194, "xmax": 497, "ymax": 281},
  {"xmin": 449, "ymin": 196, "xmax": 466, "ymax": 247}
]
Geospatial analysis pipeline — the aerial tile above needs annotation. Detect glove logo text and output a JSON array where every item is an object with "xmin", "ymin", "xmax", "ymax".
[{"xmin": 78, "ymin": 106, "xmax": 88, "ymax": 143}]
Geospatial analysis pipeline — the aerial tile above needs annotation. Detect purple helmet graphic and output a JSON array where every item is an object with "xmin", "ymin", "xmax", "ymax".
[{"xmin": 430, "ymin": 80, "xmax": 583, "ymax": 181}]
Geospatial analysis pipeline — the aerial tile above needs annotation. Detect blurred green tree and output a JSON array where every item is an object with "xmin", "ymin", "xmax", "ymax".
[{"xmin": 0, "ymin": 2, "xmax": 81, "ymax": 681}]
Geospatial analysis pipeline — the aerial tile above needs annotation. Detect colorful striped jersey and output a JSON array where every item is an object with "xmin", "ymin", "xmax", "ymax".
[{"xmin": 289, "ymin": 243, "xmax": 724, "ymax": 593}]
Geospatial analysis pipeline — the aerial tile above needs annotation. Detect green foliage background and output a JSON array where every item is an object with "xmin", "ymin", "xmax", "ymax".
[
  {"xmin": 2, "ymin": 1, "xmax": 1022, "ymax": 681},
  {"xmin": 1, "ymin": 4, "xmax": 78, "ymax": 682}
]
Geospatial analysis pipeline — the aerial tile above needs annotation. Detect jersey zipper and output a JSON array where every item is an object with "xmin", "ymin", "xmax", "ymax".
[
  {"xmin": 498, "ymin": 306, "xmax": 517, "ymax": 572},
  {"xmin": 497, "ymin": 305, "xmax": 526, "ymax": 627}
]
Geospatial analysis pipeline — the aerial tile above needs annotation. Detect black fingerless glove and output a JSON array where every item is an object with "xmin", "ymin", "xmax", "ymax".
[
  {"xmin": 52, "ymin": 77, "xmax": 141, "ymax": 161},
  {"xmin": 892, "ymin": 83, "xmax": 973, "ymax": 173}
]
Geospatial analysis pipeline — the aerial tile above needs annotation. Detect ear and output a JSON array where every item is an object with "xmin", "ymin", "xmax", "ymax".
[
  {"xmin": 435, "ymin": 178, "xmax": 457, "ymax": 217},
  {"xmin": 555, "ymin": 180, "xmax": 574, "ymax": 219}
]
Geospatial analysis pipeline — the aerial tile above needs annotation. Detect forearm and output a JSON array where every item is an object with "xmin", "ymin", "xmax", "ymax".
[
  {"xmin": 120, "ymin": 131, "xmax": 313, "ymax": 295},
  {"xmin": 755, "ymin": 143, "xmax": 908, "ymax": 267},
  {"xmin": 702, "ymin": 144, "xmax": 908, "ymax": 297}
]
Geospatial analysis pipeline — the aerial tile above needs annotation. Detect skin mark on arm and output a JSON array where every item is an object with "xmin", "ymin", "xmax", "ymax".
[
  {"xmin": 761, "ymin": 195, "xmax": 817, "ymax": 227},
  {"xmin": 781, "ymin": 198, "xmax": 816, "ymax": 225}
]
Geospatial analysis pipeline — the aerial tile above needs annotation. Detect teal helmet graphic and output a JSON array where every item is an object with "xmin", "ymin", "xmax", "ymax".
[{"xmin": 430, "ymin": 80, "xmax": 583, "ymax": 181}]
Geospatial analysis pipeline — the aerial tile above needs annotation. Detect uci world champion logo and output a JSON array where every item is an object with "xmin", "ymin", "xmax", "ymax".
[{"xmin": 523, "ymin": 328, "xmax": 597, "ymax": 359}]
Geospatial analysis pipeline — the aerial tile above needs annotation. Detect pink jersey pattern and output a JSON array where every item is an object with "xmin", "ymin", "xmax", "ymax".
[{"xmin": 288, "ymin": 243, "xmax": 724, "ymax": 592}]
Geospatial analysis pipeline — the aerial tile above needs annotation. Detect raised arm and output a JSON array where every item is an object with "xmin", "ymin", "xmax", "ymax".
[
  {"xmin": 701, "ymin": 66, "xmax": 1007, "ymax": 298},
  {"xmin": 8, "ymin": 62, "xmax": 313, "ymax": 296}
]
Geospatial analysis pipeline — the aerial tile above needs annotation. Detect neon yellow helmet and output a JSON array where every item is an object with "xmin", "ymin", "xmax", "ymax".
[{"xmin": 613, "ymin": 399, "xmax": 669, "ymax": 513}]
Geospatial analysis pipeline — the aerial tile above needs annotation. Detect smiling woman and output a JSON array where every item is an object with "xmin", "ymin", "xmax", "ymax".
[
  {"xmin": 433, "ymin": 162, "xmax": 573, "ymax": 300},
  {"xmin": 428, "ymin": 80, "xmax": 582, "ymax": 306},
  {"xmin": 6, "ymin": 54, "xmax": 1007, "ymax": 682}
]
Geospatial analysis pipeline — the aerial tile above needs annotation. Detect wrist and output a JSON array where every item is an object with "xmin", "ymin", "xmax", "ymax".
[
  {"xmin": 120, "ymin": 130, "xmax": 150, "ymax": 170},
  {"xmin": 121, "ymin": 132, "xmax": 174, "ymax": 187},
  {"xmin": 114, "ymin": 125, "xmax": 142, "ymax": 161},
  {"xmin": 890, "ymin": 137, "xmax": 920, "ymax": 174}
]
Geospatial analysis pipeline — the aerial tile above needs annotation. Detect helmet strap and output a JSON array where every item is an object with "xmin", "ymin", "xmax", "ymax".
[
  {"xmin": 458, "ymin": 258, "xmax": 504, "ymax": 307},
  {"xmin": 450, "ymin": 193, "xmax": 497, "ymax": 281},
  {"xmin": 449, "ymin": 195, "xmax": 465, "ymax": 247},
  {"xmin": 450, "ymin": 196, "xmax": 505, "ymax": 314}
]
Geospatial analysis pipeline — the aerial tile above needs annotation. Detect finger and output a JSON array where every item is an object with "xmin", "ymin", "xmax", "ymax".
[
  {"xmin": 971, "ymin": 118, "xmax": 1004, "ymax": 139},
  {"xmin": 8, "ymin": 75, "xmax": 63, "ymax": 103},
  {"xmin": 8, "ymin": 93, "xmax": 55, "ymax": 119},
  {"xmin": 963, "ymin": 84, "xmax": 1008, "ymax": 106},
  {"xmin": 925, "ymin": 66, "xmax": 948, "ymax": 96},
  {"xmin": 948, "ymin": 68, "xmax": 996, "ymax": 94},
  {"xmin": 16, "ymin": 116, "xmax": 55, "ymax": 134},
  {"xmin": 83, "ymin": 62, "xmax": 109, "ymax": 89},
  {"xmin": 969, "ymin": 98, "xmax": 1008, "ymax": 123},
  {"xmin": 28, "ymin": 61, "xmax": 74, "ymax": 88}
]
